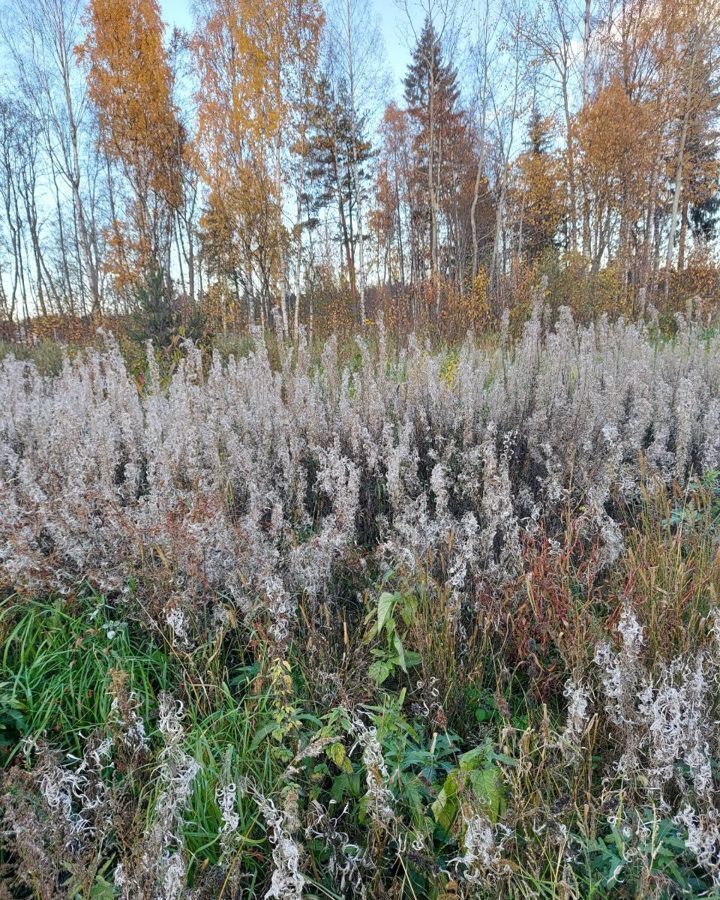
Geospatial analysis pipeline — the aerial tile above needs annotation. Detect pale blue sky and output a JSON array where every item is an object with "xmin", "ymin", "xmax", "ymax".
[{"xmin": 159, "ymin": 0, "xmax": 413, "ymax": 101}]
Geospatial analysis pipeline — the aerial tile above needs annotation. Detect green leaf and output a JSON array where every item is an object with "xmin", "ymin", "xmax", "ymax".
[
  {"xmin": 89, "ymin": 875, "xmax": 116, "ymax": 900},
  {"xmin": 400, "ymin": 773, "xmax": 426, "ymax": 823},
  {"xmin": 326, "ymin": 743, "xmax": 344, "ymax": 766},
  {"xmin": 393, "ymin": 631, "xmax": 408, "ymax": 673},
  {"xmin": 404, "ymin": 650, "xmax": 422, "ymax": 668},
  {"xmin": 458, "ymin": 745, "xmax": 488, "ymax": 771},
  {"xmin": 399, "ymin": 594, "xmax": 417, "ymax": 626},
  {"xmin": 296, "ymin": 713, "xmax": 323, "ymax": 726},
  {"xmin": 369, "ymin": 660, "xmax": 393, "ymax": 685},
  {"xmin": 250, "ymin": 721, "xmax": 280, "ymax": 750},
  {"xmin": 469, "ymin": 765, "xmax": 505, "ymax": 822},
  {"xmin": 330, "ymin": 774, "xmax": 351, "ymax": 803},
  {"xmin": 488, "ymin": 750, "xmax": 519, "ymax": 767},
  {"xmin": 432, "ymin": 772, "xmax": 459, "ymax": 832},
  {"xmin": 378, "ymin": 591, "xmax": 397, "ymax": 632},
  {"xmin": 326, "ymin": 742, "xmax": 352, "ymax": 773}
]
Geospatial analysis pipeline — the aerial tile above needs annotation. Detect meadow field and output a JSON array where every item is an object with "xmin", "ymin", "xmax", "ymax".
[
  {"xmin": 1, "ymin": 308, "xmax": 720, "ymax": 898},
  {"xmin": 1, "ymin": 0, "xmax": 719, "ymax": 892}
]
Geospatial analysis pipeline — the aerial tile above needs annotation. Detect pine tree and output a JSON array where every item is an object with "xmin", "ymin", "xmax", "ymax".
[{"xmin": 304, "ymin": 75, "xmax": 373, "ymax": 302}]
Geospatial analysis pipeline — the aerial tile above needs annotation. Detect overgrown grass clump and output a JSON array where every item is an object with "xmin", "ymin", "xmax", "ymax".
[
  {"xmin": 1, "ymin": 316, "xmax": 720, "ymax": 897},
  {"xmin": 1, "ymin": 478, "xmax": 719, "ymax": 898}
]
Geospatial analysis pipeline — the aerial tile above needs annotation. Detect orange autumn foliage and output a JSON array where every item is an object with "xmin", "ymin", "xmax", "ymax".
[{"xmin": 79, "ymin": 0, "xmax": 184, "ymax": 285}]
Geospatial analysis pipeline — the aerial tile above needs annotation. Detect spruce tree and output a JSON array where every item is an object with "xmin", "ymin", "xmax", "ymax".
[{"xmin": 403, "ymin": 16, "xmax": 464, "ymax": 284}]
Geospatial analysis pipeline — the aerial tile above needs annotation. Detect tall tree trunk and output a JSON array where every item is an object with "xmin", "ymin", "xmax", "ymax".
[
  {"xmin": 470, "ymin": 153, "xmax": 485, "ymax": 281},
  {"xmin": 562, "ymin": 74, "xmax": 578, "ymax": 253},
  {"xmin": 581, "ymin": 0, "xmax": 592, "ymax": 257},
  {"xmin": 428, "ymin": 62, "xmax": 440, "ymax": 319},
  {"xmin": 345, "ymin": 17, "xmax": 366, "ymax": 327},
  {"xmin": 678, "ymin": 198, "xmax": 689, "ymax": 272},
  {"xmin": 61, "ymin": 58, "xmax": 100, "ymax": 313},
  {"xmin": 665, "ymin": 30, "xmax": 699, "ymax": 299}
]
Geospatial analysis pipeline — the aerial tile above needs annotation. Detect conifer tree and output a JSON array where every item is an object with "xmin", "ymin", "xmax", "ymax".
[
  {"xmin": 403, "ymin": 16, "xmax": 464, "ymax": 289},
  {"xmin": 304, "ymin": 75, "xmax": 373, "ymax": 305},
  {"xmin": 512, "ymin": 111, "xmax": 565, "ymax": 260}
]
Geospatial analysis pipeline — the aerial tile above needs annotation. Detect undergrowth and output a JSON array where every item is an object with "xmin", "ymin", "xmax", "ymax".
[
  {"xmin": 0, "ymin": 479, "xmax": 719, "ymax": 897},
  {"xmin": 1, "ymin": 316, "xmax": 720, "ymax": 897}
]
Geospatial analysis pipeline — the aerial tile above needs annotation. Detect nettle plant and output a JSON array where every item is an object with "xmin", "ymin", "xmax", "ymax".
[{"xmin": 365, "ymin": 590, "xmax": 422, "ymax": 686}]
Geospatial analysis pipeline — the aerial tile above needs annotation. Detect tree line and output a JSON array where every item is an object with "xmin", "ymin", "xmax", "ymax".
[{"xmin": 0, "ymin": 0, "xmax": 718, "ymax": 335}]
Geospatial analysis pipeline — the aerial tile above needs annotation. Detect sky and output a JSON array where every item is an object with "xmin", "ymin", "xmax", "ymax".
[{"xmin": 159, "ymin": 0, "xmax": 413, "ymax": 101}]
